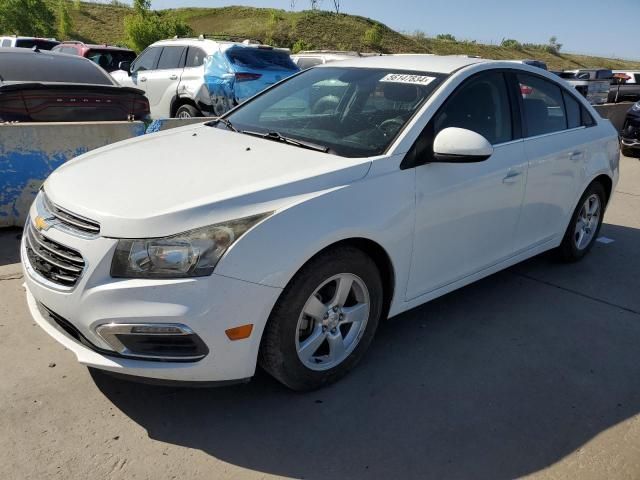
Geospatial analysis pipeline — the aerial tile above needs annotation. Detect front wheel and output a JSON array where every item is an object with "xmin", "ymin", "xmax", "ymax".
[
  {"xmin": 557, "ymin": 182, "xmax": 606, "ymax": 262},
  {"xmin": 259, "ymin": 247, "xmax": 383, "ymax": 391}
]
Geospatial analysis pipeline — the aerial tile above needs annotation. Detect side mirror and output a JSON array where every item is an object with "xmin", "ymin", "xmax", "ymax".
[
  {"xmin": 433, "ymin": 127, "xmax": 493, "ymax": 163},
  {"xmin": 118, "ymin": 61, "xmax": 132, "ymax": 75}
]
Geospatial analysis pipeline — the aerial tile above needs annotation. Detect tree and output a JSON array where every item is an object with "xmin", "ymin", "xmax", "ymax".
[
  {"xmin": 363, "ymin": 24, "xmax": 383, "ymax": 51},
  {"xmin": 0, "ymin": 0, "xmax": 55, "ymax": 37},
  {"xmin": 547, "ymin": 36, "xmax": 562, "ymax": 54},
  {"xmin": 290, "ymin": 0, "xmax": 297, "ymax": 9},
  {"xmin": 501, "ymin": 38, "xmax": 522, "ymax": 49},
  {"xmin": 57, "ymin": 0, "xmax": 74, "ymax": 40},
  {"xmin": 331, "ymin": 0, "xmax": 341, "ymax": 13},
  {"xmin": 436, "ymin": 33, "xmax": 456, "ymax": 42},
  {"xmin": 310, "ymin": 0, "xmax": 321, "ymax": 10},
  {"xmin": 124, "ymin": 0, "xmax": 192, "ymax": 52}
]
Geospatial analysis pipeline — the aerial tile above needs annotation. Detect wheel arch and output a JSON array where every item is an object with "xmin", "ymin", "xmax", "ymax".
[
  {"xmin": 591, "ymin": 173, "xmax": 613, "ymax": 206},
  {"xmin": 170, "ymin": 95, "xmax": 200, "ymax": 118}
]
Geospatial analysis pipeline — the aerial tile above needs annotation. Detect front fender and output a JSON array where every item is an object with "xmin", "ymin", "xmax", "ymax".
[{"xmin": 214, "ymin": 165, "xmax": 416, "ymax": 315}]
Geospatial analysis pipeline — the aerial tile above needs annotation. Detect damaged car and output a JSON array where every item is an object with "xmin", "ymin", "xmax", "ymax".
[{"xmin": 111, "ymin": 37, "xmax": 299, "ymax": 119}]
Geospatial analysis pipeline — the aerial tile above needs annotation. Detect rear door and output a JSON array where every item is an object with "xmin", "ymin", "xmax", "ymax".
[
  {"xmin": 141, "ymin": 45, "xmax": 186, "ymax": 118},
  {"xmin": 177, "ymin": 46, "xmax": 208, "ymax": 110},
  {"xmin": 512, "ymin": 72, "xmax": 596, "ymax": 252}
]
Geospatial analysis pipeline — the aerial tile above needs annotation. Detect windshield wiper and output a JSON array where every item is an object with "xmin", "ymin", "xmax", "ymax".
[
  {"xmin": 241, "ymin": 130, "xmax": 331, "ymax": 153},
  {"xmin": 205, "ymin": 117, "xmax": 238, "ymax": 132}
]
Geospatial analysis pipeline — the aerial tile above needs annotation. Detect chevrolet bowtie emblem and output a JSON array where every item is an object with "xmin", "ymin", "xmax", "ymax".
[{"xmin": 34, "ymin": 216, "xmax": 51, "ymax": 231}]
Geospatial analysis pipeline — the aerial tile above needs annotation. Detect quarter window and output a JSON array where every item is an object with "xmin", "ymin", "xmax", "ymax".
[
  {"xmin": 1, "ymin": 39, "xmax": 11, "ymax": 47},
  {"xmin": 563, "ymin": 90, "xmax": 581, "ymax": 129},
  {"xmin": 132, "ymin": 47, "xmax": 161, "ymax": 73},
  {"xmin": 156, "ymin": 46, "xmax": 186, "ymax": 70},
  {"xmin": 518, "ymin": 74, "xmax": 567, "ymax": 136},
  {"xmin": 434, "ymin": 71, "xmax": 512, "ymax": 145}
]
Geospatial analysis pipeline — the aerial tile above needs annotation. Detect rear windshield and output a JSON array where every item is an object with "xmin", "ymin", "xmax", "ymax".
[
  {"xmin": 15, "ymin": 39, "xmax": 59, "ymax": 50},
  {"xmin": 86, "ymin": 49, "xmax": 136, "ymax": 72},
  {"xmin": 226, "ymin": 47, "xmax": 298, "ymax": 71},
  {"xmin": 0, "ymin": 52, "xmax": 113, "ymax": 85}
]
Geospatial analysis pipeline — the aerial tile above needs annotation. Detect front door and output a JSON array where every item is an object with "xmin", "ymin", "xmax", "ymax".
[{"xmin": 406, "ymin": 71, "xmax": 528, "ymax": 300}]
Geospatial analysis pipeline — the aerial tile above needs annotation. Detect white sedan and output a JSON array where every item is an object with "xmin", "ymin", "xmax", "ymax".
[{"xmin": 22, "ymin": 55, "xmax": 619, "ymax": 390}]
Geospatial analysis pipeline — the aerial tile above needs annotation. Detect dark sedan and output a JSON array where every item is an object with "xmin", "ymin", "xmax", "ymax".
[{"xmin": 0, "ymin": 48, "xmax": 149, "ymax": 122}]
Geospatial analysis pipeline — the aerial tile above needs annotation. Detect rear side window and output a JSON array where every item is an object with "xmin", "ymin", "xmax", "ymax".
[
  {"xmin": 226, "ymin": 48, "xmax": 298, "ymax": 71},
  {"xmin": 434, "ymin": 71, "xmax": 512, "ymax": 145},
  {"xmin": 0, "ymin": 52, "xmax": 112, "ymax": 84},
  {"xmin": 156, "ymin": 46, "xmax": 186, "ymax": 70},
  {"xmin": 132, "ymin": 47, "xmax": 161, "ymax": 73},
  {"xmin": 185, "ymin": 47, "xmax": 206, "ymax": 67},
  {"xmin": 296, "ymin": 57, "xmax": 323, "ymax": 70},
  {"xmin": 518, "ymin": 74, "xmax": 567, "ymax": 137}
]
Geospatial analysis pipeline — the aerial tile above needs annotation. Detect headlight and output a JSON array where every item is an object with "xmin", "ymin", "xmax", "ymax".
[
  {"xmin": 632, "ymin": 102, "xmax": 640, "ymax": 112},
  {"xmin": 110, "ymin": 213, "xmax": 270, "ymax": 278}
]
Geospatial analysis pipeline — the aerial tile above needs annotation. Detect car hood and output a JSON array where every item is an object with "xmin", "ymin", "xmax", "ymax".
[{"xmin": 44, "ymin": 124, "xmax": 372, "ymax": 238}]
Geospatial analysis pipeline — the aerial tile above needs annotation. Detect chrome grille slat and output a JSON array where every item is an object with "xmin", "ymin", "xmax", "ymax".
[
  {"xmin": 42, "ymin": 193, "xmax": 100, "ymax": 235},
  {"xmin": 27, "ymin": 225, "xmax": 83, "ymax": 264},
  {"xmin": 25, "ymin": 221, "xmax": 86, "ymax": 287}
]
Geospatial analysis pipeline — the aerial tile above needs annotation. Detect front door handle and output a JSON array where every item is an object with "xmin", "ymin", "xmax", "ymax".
[
  {"xmin": 503, "ymin": 169, "xmax": 523, "ymax": 184},
  {"xmin": 139, "ymin": 76, "xmax": 147, "ymax": 82},
  {"xmin": 169, "ymin": 74, "xmax": 178, "ymax": 80}
]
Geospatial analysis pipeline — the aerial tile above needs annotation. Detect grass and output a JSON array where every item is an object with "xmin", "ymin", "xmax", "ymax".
[{"xmin": 63, "ymin": 2, "xmax": 640, "ymax": 70}]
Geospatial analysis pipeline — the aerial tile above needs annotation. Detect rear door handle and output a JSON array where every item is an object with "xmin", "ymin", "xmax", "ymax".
[
  {"xmin": 169, "ymin": 74, "xmax": 178, "ymax": 80},
  {"xmin": 503, "ymin": 169, "xmax": 523, "ymax": 184}
]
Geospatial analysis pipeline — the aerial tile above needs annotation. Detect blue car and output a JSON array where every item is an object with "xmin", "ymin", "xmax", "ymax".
[{"xmin": 205, "ymin": 43, "xmax": 300, "ymax": 116}]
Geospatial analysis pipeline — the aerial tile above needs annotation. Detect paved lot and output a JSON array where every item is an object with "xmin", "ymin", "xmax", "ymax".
[{"xmin": 1, "ymin": 155, "xmax": 639, "ymax": 480}]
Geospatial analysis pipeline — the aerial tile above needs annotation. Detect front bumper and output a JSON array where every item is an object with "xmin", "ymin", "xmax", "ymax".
[
  {"xmin": 21, "ymin": 221, "xmax": 282, "ymax": 383},
  {"xmin": 621, "ymin": 115, "xmax": 640, "ymax": 149}
]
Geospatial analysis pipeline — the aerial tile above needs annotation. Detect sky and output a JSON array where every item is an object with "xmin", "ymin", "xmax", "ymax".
[{"xmin": 119, "ymin": 0, "xmax": 640, "ymax": 60}]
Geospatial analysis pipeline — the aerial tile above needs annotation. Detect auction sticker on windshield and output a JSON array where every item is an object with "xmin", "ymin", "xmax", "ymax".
[{"xmin": 380, "ymin": 73, "xmax": 436, "ymax": 85}]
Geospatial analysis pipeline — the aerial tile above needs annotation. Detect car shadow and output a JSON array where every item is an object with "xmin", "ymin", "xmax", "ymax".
[
  {"xmin": 90, "ymin": 222, "xmax": 640, "ymax": 479},
  {"xmin": 0, "ymin": 227, "xmax": 22, "ymax": 268}
]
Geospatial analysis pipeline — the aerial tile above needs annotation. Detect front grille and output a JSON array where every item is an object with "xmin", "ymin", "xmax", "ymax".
[
  {"xmin": 43, "ymin": 193, "xmax": 100, "ymax": 235},
  {"xmin": 25, "ymin": 221, "xmax": 85, "ymax": 287}
]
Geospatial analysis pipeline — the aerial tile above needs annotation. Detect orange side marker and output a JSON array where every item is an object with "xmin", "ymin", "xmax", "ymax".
[{"xmin": 225, "ymin": 324, "xmax": 254, "ymax": 341}]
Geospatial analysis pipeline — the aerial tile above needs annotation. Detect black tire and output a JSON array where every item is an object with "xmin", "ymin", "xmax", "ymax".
[
  {"xmin": 259, "ymin": 246, "xmax": 383, "ymax": 391},
  {"xmin": 557, "ymin": 182, "xmax": 606, "ymax": 262},
  {"xmin": 621, "ymin": 146, "xmax": 639, "ymax": 158},
  {"xmin": 174, "ymin": 104, "xmax": 201, "ymax": 119}
]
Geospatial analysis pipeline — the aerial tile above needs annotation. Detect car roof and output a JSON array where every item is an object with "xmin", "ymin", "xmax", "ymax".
[
  {"xmin": 58, "ymin": 42, "xmax": 134, "ymax": 52},
  {"xmin": 316, "ymin": 54, "xmax": 490, "ymax": 74}
]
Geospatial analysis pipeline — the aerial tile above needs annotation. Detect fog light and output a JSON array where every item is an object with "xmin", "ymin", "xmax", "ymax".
[{"xmin": 96, "ymin": 323, "xmax": 209, "ymax": 361}]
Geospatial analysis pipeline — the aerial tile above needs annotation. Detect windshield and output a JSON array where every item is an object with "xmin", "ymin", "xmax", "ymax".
[{"xmin": 223, "ymin": 67, "xmax": 447, "ymax": 157}]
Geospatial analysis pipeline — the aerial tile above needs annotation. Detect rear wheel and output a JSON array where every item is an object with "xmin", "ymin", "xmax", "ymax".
[
  {"xmin": 175, "ymin": 104, "xmax": 201, "ymax": 119},
  {"xmin": 259, "ymin": 247, "xmax": 383, "ymax": 391},
  {"xmin": 557, "ymin": 182, "xmax": 606, "ymax": 262}
]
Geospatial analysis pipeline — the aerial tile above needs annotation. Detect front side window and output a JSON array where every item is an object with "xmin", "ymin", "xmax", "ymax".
[
  {"xmin": 132, "ymin": 47, "xmax": 161, "ymax": 73},
  {"xmin": 518, "ymin": 73, "xmax": 567, "ymax": 137},
  {"xmin": 223, "ymin": 67, "xmax": 447, "ymax": 158},
  {"xmin": 434, "ymin": 71, "xmax": 512, "ymax": 145},
  {"xmin": 156, "ymin": 46, "xmax": 186, "ymax": 70}
]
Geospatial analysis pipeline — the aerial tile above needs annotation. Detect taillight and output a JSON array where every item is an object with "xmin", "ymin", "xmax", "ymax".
[{"xmin": 235, "ymin": 72, "xmax": 262, "ymax": 82}]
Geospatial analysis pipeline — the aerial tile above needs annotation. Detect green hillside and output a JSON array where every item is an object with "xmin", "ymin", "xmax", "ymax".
[{"xmin": 64, "ymin": 2, "xmax": 640, "ymax": 71}]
